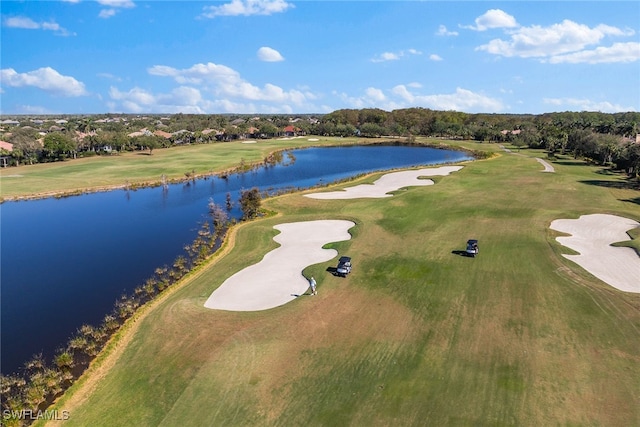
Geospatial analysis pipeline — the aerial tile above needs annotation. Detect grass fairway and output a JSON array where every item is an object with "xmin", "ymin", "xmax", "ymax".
[
  {"xmin": 0, "ymin": 137, "xmax": 354, "ymax": 200},
  {"xmin": 42, "ymin": 143, "xmax": 639, "ymax": 426}
]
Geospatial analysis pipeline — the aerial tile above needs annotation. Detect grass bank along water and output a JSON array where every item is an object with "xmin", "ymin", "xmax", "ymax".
[
  {"xmin": 1, "ymin": 143, "xmax": 471, "ymax": 377},
  {"xmin": 41, "ymin": 143, "xmax": 640, "ymax": 426},
  {"xmin": 0, "ymin": 137, "xmax": 473, "ymax": 202}
]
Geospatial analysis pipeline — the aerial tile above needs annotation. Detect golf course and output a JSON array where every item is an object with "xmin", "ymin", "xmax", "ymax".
[{"xmin": 20, "ymin": 139, "xmax": 640, "ymax": 426}]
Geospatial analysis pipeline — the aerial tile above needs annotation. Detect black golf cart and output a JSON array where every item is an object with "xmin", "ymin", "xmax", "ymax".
[
  {"xmin": 466, "ymin": 239, "xmax": 479, "ymax": 257},
  {"xmin": 336, "ymin": 256, "xmax": 352, "ymax": 277}
]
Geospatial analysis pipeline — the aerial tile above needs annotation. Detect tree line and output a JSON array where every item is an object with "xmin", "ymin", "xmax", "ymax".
[
  {"xmin": 0, "ymin": 189, "xmax": 262, "ymax": 427},
  {"xmin": 1, "ymin": 109, "xmax": 638, "ymax": 175}
]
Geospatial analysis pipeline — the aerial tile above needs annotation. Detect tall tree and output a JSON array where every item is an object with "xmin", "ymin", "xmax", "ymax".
[
  {"xmin": 239, "ymin": 188, "xmax": 261, "ymax": 220},
  {"xmin": 43, "ymin": 133, "xmax": 76, "ymax": 161}
]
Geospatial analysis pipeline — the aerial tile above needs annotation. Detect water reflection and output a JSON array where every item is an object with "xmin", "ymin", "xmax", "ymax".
[{"xmin": 0, "ymin": 145, "xmax": 471, "ymax": 373}]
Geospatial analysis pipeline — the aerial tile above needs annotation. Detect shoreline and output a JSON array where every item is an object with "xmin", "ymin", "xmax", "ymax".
[{"xmin": 0, "ymin": 140, "xmax": 475, "ymax": 203}]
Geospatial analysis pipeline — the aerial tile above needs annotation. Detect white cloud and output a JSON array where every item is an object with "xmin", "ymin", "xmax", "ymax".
[
  {"xmin": 148, "ymin": 62, "xmax": 239, "ymax": 85},
  {"xmin": 3, "ymin": 16, "xmax": 73, "ymax": 36},
  {"xmin": 97, "ymin": 0, "xmax": 135, "ymax": 18},
  {"xmin": 4, "ymin": 17, "xmax": 40, "ymax": 29},
  {"xmin": 543, "ymin": 97, "xmax": 635, "ymax": 113},
  {"xmin": 97, "ymin": 0, "xmax": 135, "ymax": 8},
  {"xmin": 10, "ymin": 104, "xmax": 57, "ymax": 115},
  {"xmin": 436, "ymin": 25, "xmax": 458, "ymax": 36},
  {"xmin": 109, "ymin": 86, "xmax": 210, "ymax": 114},
  {"xmin": 108, "ymin": 61, "xmax": 322, "ymax": 113},
  {"xmin": 148, "ymin": 62, "xmax": 311, "ymax": 106},
  {"xmin": 200, "ymin": 0, "xmax": 293, "ymax": 18},
  {"xmin": 99, "ymin": 9, "xmax": 118, "ymax": 19},
  {"xmin": 337, "ymin": 85, "xmax": 503, "ymax": 113},
  {"xmin": 466, "ymin": 9, "xmax": 518, "ymax": 31},
  {"xmin": 365, "ymin": 87, "xmax": 386, "ymax": 102},
  {"xmin": 371, "ymin": 49, "xmax": 422, "ymax": 63},
  {"xmin": 372, "ymin": 52, "xmax": 399, "ymax": 62},
  {"xmin": 429, "ymin": 54, "xmax": 443, "ymax": 61},
  {"xmin": 477, "ymin": 18, "xmax": 636, "ymax": 62},
  {"xmin": 392, "ymin": 85, "xmax": 503, "ymax": 113},
  {"xmin": 109, "ymin": 84, "xmax": 306, "ymax": 114},
  {"xmin": 97, "ymin": 72, "xmax": 123, "ymax": 82},
  {"xmin": 0, "ymin": 67, "xmax": 88, "ymax": 97},
  {"xmin": 547, "ymin": 42, "xmax": 640, "ymax": 64},
  {"xmin": 257, "ymin": 46, "xmax": 285, "ymax": 62}
]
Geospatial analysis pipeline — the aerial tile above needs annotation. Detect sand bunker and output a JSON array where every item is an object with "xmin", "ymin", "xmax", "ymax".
[
  {"xmin": 550, "ymin": 214, "xmax": 640, "ymax": 293},
  {"xmin": 305, "ymin": 166, "xmax": 463, "ymax": 199},
  {"xmin": 205, "ymin": 220, "xmax": 355, "ymax": 311}
]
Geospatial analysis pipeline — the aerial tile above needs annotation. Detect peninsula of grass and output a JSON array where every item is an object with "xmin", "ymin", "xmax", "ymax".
[{"xmin": 40, "ymin": 142, "xmax": 639, "ymax": 426}]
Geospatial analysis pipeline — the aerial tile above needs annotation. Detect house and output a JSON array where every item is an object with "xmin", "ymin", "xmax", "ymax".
[
  {"xmin": 127, "ymin": 128, "xmax": 152, "ymax": 138},
  {"xmin": 283, "ymin": 125, "xmax": 303, "ymax": 137},
  {"xmin": 74, "ymin": 130, "xmax": 97, "ymax": 142},
  {"xmin": 0, "ymin": 141, "xmax": 13, "ymax": 167},
  {"xmin": 153, "ymin": 130, "xmax": 172, "ymax": 139},
  {"xmin": 247, "ymin": 127, "xmax": 260, "ymax": 138},
  {"xmin": 0, "ymin": 140, "xmax": 14, "ymax": 152}
]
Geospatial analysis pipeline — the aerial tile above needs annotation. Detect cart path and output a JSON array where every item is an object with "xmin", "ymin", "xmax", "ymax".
[
  {"xmin": 499, "ymin": 145, "xmax": 555, "ymax": 173},
  {"xmin": 536, "ymin": 157, "xmax": 555, "ymax": 172}
]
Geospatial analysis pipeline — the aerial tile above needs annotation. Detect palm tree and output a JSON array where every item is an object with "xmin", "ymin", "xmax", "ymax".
[
  {"xmin": 68, "ymin": 335, "xmax": 88, "ymax": 353},
  {"xmin": 143, "ymin": 277, "xmax": 158, "ymax": 299},
  {"xmin": 54, "ymin": 350, "xmax": 74, "ymax": 372},
  {"xmin": 102, "ymin": 314, "xmax": 120, "ymax": 333},
  {"xmin": 24, "ymin": 353, "xmax": 45, "ymax": 372}
]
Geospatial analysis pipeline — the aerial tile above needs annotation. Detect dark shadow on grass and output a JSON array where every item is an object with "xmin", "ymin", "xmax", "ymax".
[
  {"xmin": 326, "ymin": 266, "xmax": 338, "ymax": 274},
  {"xmin": 580, "ymin": 179, "xmax": 640, "ymax": 191},
  {"xmin": 452, "ymin": 250, "xmax": 471, "ymax": 257},
  {"xmin": 552, "ymin": 160, "xmax": 587, "ymax": 166},
  {"xmin": 595, "ymin": 168, "xmax": 620, "ymax": 176},
  {"xmin": 622, "ymin": 197, "xmax": 640, "ymax": 206}
]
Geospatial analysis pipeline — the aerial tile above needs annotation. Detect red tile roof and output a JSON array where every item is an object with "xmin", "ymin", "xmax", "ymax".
[{"xmin": 0, "ymin": 141, "xmax": 13, "ymax": 152}]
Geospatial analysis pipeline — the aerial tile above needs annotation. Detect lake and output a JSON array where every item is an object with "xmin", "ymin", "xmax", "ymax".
[{"xmin": 0, "ymin": 144, "xmax": 471, "ymax": 374}]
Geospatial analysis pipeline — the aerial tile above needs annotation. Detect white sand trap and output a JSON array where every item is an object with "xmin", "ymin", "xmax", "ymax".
[
  {"xmin": 550, "ymin": 214, "xmax": 640, "ymax": 293},
  {"xmin": 205, "ymin": 220, "xmax": 355, "ymax": 311},
  {"xmin": 536, "ymin": 158, "xmax": 555, "ymax": 172},
  {"xmin": 241, "ymin": 140, "xmax": 257, "ymax": 144},
  {"xmin": 308, "ymin": 138, "xmax": 319, "ymax": 141},
  {"xmin": 305, "ymin": 165, "xmax": 463, "ymax": 199}
]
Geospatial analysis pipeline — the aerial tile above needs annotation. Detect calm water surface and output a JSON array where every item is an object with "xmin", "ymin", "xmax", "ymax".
[{"xmin": 1, "ymin": 145, "xmax": 471, "ymax": 373}]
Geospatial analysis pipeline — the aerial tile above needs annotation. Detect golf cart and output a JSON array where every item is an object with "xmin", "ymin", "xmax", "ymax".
[
  {"xmin": 466, "ymin": 239, "xmax": 479, "ymax": 257},
  {"xmin": 336, "ymin": 256, "xmax": 352, "ymax": 277}
]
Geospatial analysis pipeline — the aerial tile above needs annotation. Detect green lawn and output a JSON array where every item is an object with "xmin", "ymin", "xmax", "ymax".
[
  {"xmin": 42, "ymin": 142, "xmax": 640, "ymax": 426},
  {"xmin": 0, "ymin": 137, "xmax": 358, "ymax": 200}
]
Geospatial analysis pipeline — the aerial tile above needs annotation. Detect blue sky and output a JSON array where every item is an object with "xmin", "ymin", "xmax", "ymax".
[{"xmin": 1, "ymin": 1, "xmax": 639, "ymax": 115}]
